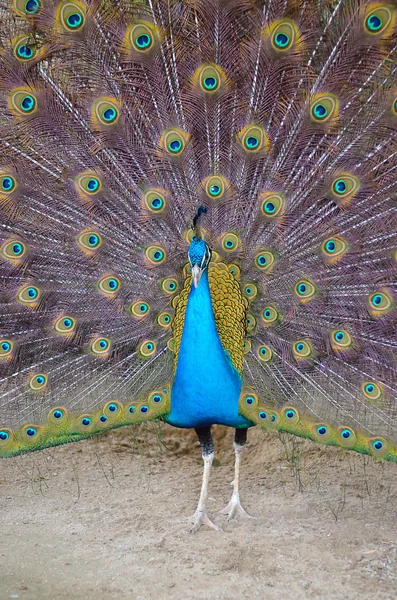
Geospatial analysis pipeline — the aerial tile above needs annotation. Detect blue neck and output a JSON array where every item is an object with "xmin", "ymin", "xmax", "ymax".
[{"xmin": 168, "ymin": 270, "xmax": 250, "ymax": 429}]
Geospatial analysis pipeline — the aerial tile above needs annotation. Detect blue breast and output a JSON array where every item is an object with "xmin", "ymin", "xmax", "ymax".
[{"xmin": 167, "ymin": 270, "xmax": 252, "ymax": 429}]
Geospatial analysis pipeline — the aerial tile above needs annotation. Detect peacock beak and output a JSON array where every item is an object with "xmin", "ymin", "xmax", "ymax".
[{"xmin": 191, "ymin": 265, "xmax": 203, "ymax": 288}]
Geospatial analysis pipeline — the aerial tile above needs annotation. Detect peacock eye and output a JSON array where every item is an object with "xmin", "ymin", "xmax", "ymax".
[
  {"xmin": 1, "ymin": 174, "xmax": 16, "ymax": 193},
  {"xmin": 260, "ymin": 193, "xmax": 284, "ymax": 219},
  {"xmin": 130, "ymin": 301, "xmax": 150, "ymax": 318},
  {"xmin": 91, "ymin": 337, "xmax": 111, "ymax": 355},
  {"xmin": 257, "ymin": 345, "xmax": 273, "ymax": 362},
  {"xmin": 221, "ymin": 233, "xmax": 239, "ymax": 252},
  {"xmin": 146, "ymin": 245, "xmax": 166, "ymax": 265},
  {"xmin": 161, "ymin": 278, "xmax": 178, "ymax": 294},
  {"xmin": 243, "ymin": 283, "xmax": 258, "ymax": 301},
  {"xmin": 98, "ymin": 275, "xmax": 121, "ymax": 296},
  {"xmin": 238, "ymin": 124, "xmax": 270, "ymax": 154},
  {"xmin": 77, "ymin": 230, "xmax": 103, "ymax": 254},
  {"xmin": 30, "ymin": 373, "xmax": 48, "ymax": 390},
  {"xmin": 294, "ymin": 279, "xmax": 316, "ymax": 303},
  {"xmin": 8, "ymin": 89, "xmax": 37, "ymax": 116},
  {"xmin": 269, "ymin": 19, "xmax": 299, "ymax": 52},
  {"xmin": 160, "ymin": 128, "xmax": 189, "ymax": 156},
  {"xmin": 368, "ymin": 290, "xmax": 393, "ymax": 316},
  {"xmin": 25, "ymin": 0, "xmax": 40, "ymax": 14},
  {"xmin": 364, "ymin": 7, "xmax": 393, "ymax": 35},
  {"xmin": 261, "ymin": 306, "xmax": 279, "ymax": 325},
  {"xmin": 54, "ymin": 316, "xmax": 76, "ymax": 335},
  {"xmin": 59, "ymin": 3, "xmax": 86, "ymax": 31},
  {"xmin": 92, "ymin": 98, "xmax": 120, "ymax": 126},
  {"xmin": 293, "ymin": 339, "xmax": 313, "ymax": 359},
  {"xmin": 128, "ymin": 23, "xmax": 156, "ymax": 52},
  {"xmin": 75, "ymin": 173, "xmax": 102, "ymax": 195},
  {"xmin": 310, "ymin": 94, "xmax": 338, "ymax": 123},
  {"xmin": 17, "ymin": 284, "xmax": 40, "ymax": 305},
  {"xmin": 14, "ymin": 36, "xmax": 37, "ymax": 61},
  {"xmin": 0, "ymin": 340, "xmax": 13, "ymax": 357},
  {"xmin": 321, "ymin": 236, "xmax": 348, "ymax": 263},
  {"xmin": 1, "ymin": 239, "xmax": 27, "ymax": 262},
  {"xmin": 140, "ymin": 340, "xmax": 157, "ymax": 357}
]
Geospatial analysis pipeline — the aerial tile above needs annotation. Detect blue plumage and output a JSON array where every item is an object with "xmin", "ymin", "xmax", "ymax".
[{"xmin": 168, "ymin": 269, "xmax": 250, "ymax": 429}]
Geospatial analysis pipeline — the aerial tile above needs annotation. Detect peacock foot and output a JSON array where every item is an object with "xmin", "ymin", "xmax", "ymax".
[
  {"xmin": 190, "ymin": 507, "xmax": 220, "ymax": 534},
  {"xmin": 221, "ymin": 493, "xmax": 255, "ymax": 522}
]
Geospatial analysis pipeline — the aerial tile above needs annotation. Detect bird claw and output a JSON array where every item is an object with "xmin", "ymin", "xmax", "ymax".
[
  {"xmin": 190, "ymin": 508, "xmax": 220, "ymax": 533},
  {"xmin": 221, "ymin": 494, "xmax": 255, "ymax": 522}
]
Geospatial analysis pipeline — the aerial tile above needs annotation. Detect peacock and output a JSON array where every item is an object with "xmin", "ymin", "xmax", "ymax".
[{"xmin": 1, "ymin": 0, "xmax": 397, "ymax": 534}]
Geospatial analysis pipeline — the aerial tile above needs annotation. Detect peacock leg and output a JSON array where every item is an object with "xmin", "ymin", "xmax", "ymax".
[
  {"xmin": 190, "ymin": 426, "xmax": 220, "ymax": 533},
  {"xmin": 222, "ymin": 428, "xmax": 254, "ymax": 522}
]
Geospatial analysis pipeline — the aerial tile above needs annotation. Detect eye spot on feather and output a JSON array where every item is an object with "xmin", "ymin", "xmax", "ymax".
[
  {"xmin": 294, "ymin": 279, "xmax": 316, "ymax": 303},
  {"xmin": 337, "ymin": 426, "xmax": 356, "ymax": 447},
  {"xmin": 0, "ymin": 429, "xmax": 12, "ymax": 446},
  {"xmin": 310, "ymin": 94, "xmax": 338, "ymax": 123},
  {"xmin": 243, "ymin": 283, "xmax": 257, "ymax": 301},
  {"xmin": 261, "ymin": 306, "xmax": 279, "ymax": 326},
  {"xmin": 160, "ymin": 129, "xmax": 189, "ymax": 156},
  {"xmin": 91, "ymin": 337, "xmax": 111, "ymax": 356},
  {"xmin": 0, "ymin": 340, "xmax": 13, "ymax": 358},
  {"xmin": 140, "ymin": 340, "xmax": 156, "ymax": 357},
  {"xmin": 268, "ymin": 19, "xmax": 299, "ymax": 52},
  {"xmin": 75, "ymin": 173, "xmax": 102, "ymax": 196},
  {"xmin": 368, "ymin": 437, "xmax": 388, "ymax": 457},
  {"xmin": 330, "ymin": 173, "xmax": 360, "ymax": 206},
  {"xmin": 130, "ymin": 301, "xmax": 150, "ymax": 319},
  {"xmin": 194, "ymin": 64, "xmax": 226, "ymax": 93},
  {"xmin": 331, "ymin": 329, "xmax": 352, "ymax": 349},
  {"xmin": 321, "ymin": 236, "xmax": 348, "ymax": 264},
  {"xmin": 98, "ymin": 275, "xmax": 121, "ymax": 297},
  {"xmin": 238, "ymin": 124, "xmax": 270, "ymax": 154},
  {"xmin": 54, "ymin": 316, "xmax": 76, "ymax": 336},
  {"xmin": 0, "ymin": 173, "xmax": 16, "ymax": 195},
  {"xmin": 47, "ymin": 407, "xmax": 68, "ymax": 425},
  {"xmin": 293, "ymin": 339, "xmax": 313, "ymax": 360},
  {"xmin": 202, "ymin": 175, "xmax": 229, "ymax": 200},
  {"xmin": 13, "ymin": 0, "xmax": 41, "ymax": 15},
  {"xmin": 58, "ymin": 2, "xmax": 86, "ymax": 31},
  {"xmin": 1, "ymin": 238, "xmax": 27, "ymax": 264},
  {"xmin": 161, "ymin": 278, "xmax": 178, "ymax": 294},
  {"xmin": 157, "ymin": 312, "xmax": 172, "ymax": 328},
  {"xmin": 228, "ymin": 264, "xmax": 240, "ymax": 278},
  {"xmin": 17, "ymin": 284, "xmax": 40, "ymax": 306},
  {"xmin": 246, "ymin": 314, "xmax": 256, "ymax": 332},
  {"xmin": 220, "ymin": 233, "xmax": 239, "ymax": 252},
  {"xmin": 77, "ymin": 230, "xmax": 102, "ymax": 255},
  {"xmin": 281, "ymin": 407, "xmax": 299, "ymax": 424},
  {"xmin": 368, "ymin": 290, "xmax": 394, "ymax": 317},
  {"xmin": 143, "ymin": 189, "xmax": 166, "ymax": 213},
  {"xmin": 243, "ymin": 340, "xmax": 251, "ymax": 354},
  {"xmin": 364, "ymin": 6, "xmax": 394, "ymax": 36},
  {"xmin": 29, "ymin": 373, "xmax": 48, "ymax": 391},
  {"xmin": 13, "ymin": 35, "xmax": 37, "ymax": 61},
  {"xmin": 128, "ymin": 23, "xmax": 157, "ymax": 52},
  {"xmin": 393, "ymin": 98, "xmax": 397, "ymax": 115},
  {"xmin": 260, "ymin": 193, "xmax": 284, "ymax": 219},
  {"xmin": 92, "ymin": 98, "xmax": 120, "ymax": 127},
  {"xmin": 362, "ymin": 381, "xmax": 383, "ymax": 401},
  {"xmin": 257, "ymin": 345, "xmax": 273, "ymax": 362},
  {"xmin": 8, "ymin": 89, "xmax": 37, "ymax": 116},
  {"xmin": 145, "ymin": 245, "xmax": 166, "ymax": 265}
]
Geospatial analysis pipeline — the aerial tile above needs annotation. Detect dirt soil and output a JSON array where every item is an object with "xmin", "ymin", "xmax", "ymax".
[{"xmin": 1, "ymin": 424, "xmax": 396, "ymax": 600}]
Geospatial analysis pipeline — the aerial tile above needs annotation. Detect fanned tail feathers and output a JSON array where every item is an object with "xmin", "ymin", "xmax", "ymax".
[{"xmin": 0, "ymin": 0, "xmax": 397, "ymax": 461}]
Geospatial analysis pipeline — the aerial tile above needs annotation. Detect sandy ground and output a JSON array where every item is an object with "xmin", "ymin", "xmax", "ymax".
[{"xmin": 1, "ymin": 423, "xmax": 397, "ymax": 600}]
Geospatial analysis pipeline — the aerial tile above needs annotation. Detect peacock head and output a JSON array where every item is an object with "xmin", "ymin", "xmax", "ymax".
[
  {"xmin": 188, "ymin": 205, "xmax": 211, "ymax": 288},
  {"xmin": 188, "ymin": 236, "xmax": 211, "ymax": 288}
]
